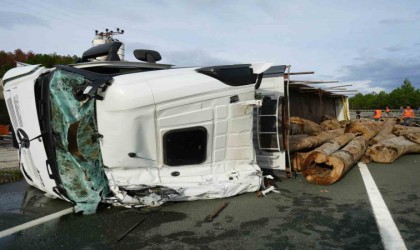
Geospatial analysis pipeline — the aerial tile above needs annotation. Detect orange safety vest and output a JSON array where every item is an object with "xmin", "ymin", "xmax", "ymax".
[
  {"xmin": 373, "ymin": 109, "xmax": 382, "ymax": 118},
  {"xmin": 402, "ymin": 109, "xmax": 414, "ymax": 118}
]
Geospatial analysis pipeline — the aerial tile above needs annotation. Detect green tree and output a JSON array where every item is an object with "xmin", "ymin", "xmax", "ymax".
[
  {"xmin": 375, "ymin": 91, "xmax": 388, "ymax": 108},
  {"xmin": 0, "ymin": 49, "xmax": 79, "ymax": 78},
  {"xmin": 350, "ymin": 78, "xmax": 419, "ymax": 109},
  {"xmin": 0, "ymin": 49, "xmax": 79, "ymax": 124}
]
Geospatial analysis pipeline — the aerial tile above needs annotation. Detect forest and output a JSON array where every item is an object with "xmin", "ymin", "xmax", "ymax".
[
  {"xmin": 349, "ymin": 79, "xmax": 420, "ymax": 110},
  {"xmin": 0, "ymin": 49, "xmax": 78, "ymax": 124},
  {"xmin": 0, "ymin": 49, "xmax": 78, "ymax": 78}
]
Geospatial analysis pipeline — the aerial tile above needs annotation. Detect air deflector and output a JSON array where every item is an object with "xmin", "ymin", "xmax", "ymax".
[{"xmin": 196, "ymin": 64, "xmax": 257, "ymax": 86}]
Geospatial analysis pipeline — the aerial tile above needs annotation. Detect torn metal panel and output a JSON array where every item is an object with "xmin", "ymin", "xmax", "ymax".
[
  {"xmin": 104, "ymin": 166, "xmax": 262, "ymax": 207},
  {"xmin": 49, "ymin": 70, "xmax": 109, "ymax": 214}
]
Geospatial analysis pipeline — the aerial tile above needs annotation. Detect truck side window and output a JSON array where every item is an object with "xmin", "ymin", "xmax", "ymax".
[{"xmin": 163, "ymin": 127, "xmax": 207, "ymax": 166}]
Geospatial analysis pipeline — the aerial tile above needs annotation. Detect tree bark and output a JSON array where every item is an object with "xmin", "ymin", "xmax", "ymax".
[
  {"xmin": 344, "ymin": 120, "xmax": 381, "ymax": 139},
  {"xmin": 320, "ymin": 119, "xmax": 341, "ymax": 131},
  {"xmin": 363, "ymin": 136, "xmax": 420, "ymax": 163},
  {"xmin": 369, "ymin": 120, "xmax": 396, "ymax": 145},
  {"xmin": 289, "ymin": 129, "xmax": 344, "ymax": 152},
  {"xmin": 303, "ymin": 136, "xmax": 368, "ymax": 185},
  {"xmin": 403, "ymin": 132, "xmax": 420, "ymax": 144},
  {"xmin": 304, "ymin": 133, "xmax": 356, "ymax": 164},
  {"xmin": 290, "ymin": 117, "xmax": 321, "ymax": 135},
  {"xmin": 292, "ymin": 152, "xmax": 311, "ymax": 172},
  {"xmin": 392, "ymin": 125, "xmax": 420, "ymax": 136}
]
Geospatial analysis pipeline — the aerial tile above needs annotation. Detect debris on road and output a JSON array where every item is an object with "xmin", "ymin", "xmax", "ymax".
[
  {"xmin": 205, "ymin": 202, "xmax": 228, "ymax": 222},
  {"xmin": 256, "ymin": 186, "xmax": 280, "ymax": 197},
  {"xmin": 116, "ymin": 218, "xmax": 146, "ymax": 243}
]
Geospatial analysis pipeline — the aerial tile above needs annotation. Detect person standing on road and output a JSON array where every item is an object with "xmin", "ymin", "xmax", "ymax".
[
  {"xmin": 402, "ymin": 106, "xmax": 415, "ymax": 126},
  {"xmin": 373, "ymin": 109, "xmax": 382, "ymax": 121},
  {"xmin": 356, "ymin": 110, "xmax": 361, "ymax": 119},
  {"xmin": 385, "ymin": 107, "xmax": 390, "ymax": 117}
]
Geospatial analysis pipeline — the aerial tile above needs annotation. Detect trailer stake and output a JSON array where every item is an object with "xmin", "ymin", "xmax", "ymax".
[
  {"xmin": 117, "ymin": 218, "xmax": 146, "ymax": 243},
  {"xmin": 205, "ymin": 202, "xmax": 229, "ymax": 222}
]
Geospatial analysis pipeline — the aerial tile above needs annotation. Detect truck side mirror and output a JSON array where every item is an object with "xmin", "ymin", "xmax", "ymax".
[{"xmin": 133, "ymin": 50, "xmax": 162, "ymax": 63}]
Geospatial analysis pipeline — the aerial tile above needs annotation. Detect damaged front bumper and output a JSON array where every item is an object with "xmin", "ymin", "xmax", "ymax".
[{"xmin": 104, "ymin": 167, "xmax": 262, "ymax": 208}]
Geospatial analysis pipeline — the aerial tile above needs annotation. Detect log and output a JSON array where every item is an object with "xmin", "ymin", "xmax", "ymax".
[
  {"xmin": 403, "ymin": 132, "xmax": 420, "ymax": 144},
  {"xmin": 338, "ymin": 120, "xmax": 348, "ymax": 127},
  {"xmin": 292, "ymin": 152, "xmax": 311, "ymax": 172},
  {"xmin": 289, "ymin": 134, "xmax": 311, "ymax": 140},
  {"xmin": 303, "ymin": 136, "xmax": 368, "ymax": 185},
  {"xmin": 304, "ymin": 133, "xmax": 356, "ymax": 164},
  {"xmin": 363, "ymin": 136, "xmax": 420, "ymax": 163},
  {"xmin": 320, "ymin": 119, "xmax": 341, "ymax": 131},
  {"xmin": 290, "ymin": 117, "xmax": 321, "ymax": 135},
  {"xmin": 392, "ymin": 125, "xmax": 420, "ymax": 136},
  {"xmin": 369, "ymin": 120, "xmax": 396, "ymax": 145},
  {"xmin": 371, "ymin": 134, "xmax": 396, "ymax": 145},
  {"xmin": 344, "ymin": 120, "xmax": 381, "ymax": 139},
  {"xmin": 289, "ymin": 129, "xmax": 344, "ymax": 152},
  {"xmin": 321, "ymin": 115, "xmax": 335, "ymax": 121}
]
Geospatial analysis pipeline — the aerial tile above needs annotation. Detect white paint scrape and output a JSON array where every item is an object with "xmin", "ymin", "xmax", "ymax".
[{"xmin": 358, "ymin": 162, "xmax": 407, "ymax": 250}]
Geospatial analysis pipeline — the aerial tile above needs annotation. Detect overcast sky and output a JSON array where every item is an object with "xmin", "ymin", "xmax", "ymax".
[{"xmin": 1, "ymin": 0, "xmax": 419, "ymax": 94}]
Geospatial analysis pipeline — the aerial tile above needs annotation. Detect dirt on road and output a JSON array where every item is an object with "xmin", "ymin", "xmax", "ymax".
[{"xmin": 0, "ymin": 140, "xmax": 21, "ymax": 184}]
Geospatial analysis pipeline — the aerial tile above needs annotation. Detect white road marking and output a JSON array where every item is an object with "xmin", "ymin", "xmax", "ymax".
[
  {"xmin": 358, "ymin": 162, "xmax": 407, "ymax": 250},
  {"xmin": 0, "ymin": 207, "xmax": 73, "ymax": 239}
]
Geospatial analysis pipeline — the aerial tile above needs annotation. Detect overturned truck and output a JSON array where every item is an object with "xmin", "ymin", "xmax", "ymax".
[{"xmin": 2, "ymin": 43, "xmax": 349, "ymax": 214}]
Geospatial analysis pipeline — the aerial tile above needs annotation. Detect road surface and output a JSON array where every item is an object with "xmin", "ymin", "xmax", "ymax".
[{"xmin": 0, "ymin": 150, "xmax": 419, "ymax": 249}]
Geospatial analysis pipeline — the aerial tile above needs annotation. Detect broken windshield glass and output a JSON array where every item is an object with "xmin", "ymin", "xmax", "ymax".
[{"xmin": 49, "ymin": 69, "xmax": 109, "ymax": 214}]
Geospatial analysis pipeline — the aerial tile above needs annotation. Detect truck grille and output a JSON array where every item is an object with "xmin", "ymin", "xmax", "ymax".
[
  {"xmin": 13, "ymin": 95, "xmax": 23, "ymax": 127},
  {"xmin": 6, "ymin": 97, "xmax": 19, "ymax": 128}
]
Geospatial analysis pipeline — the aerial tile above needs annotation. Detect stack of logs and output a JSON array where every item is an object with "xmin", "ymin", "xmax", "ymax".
[{"xmin": 290, "ymin": 117, "xmax": 420, "ymax": 185}]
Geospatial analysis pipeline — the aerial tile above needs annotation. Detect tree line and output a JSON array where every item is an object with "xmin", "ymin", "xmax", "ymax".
[
  {"xmin": 349, "ymin": 79, "xmax": 420, "ymax": 110},
  {"xmin": 0, "ymin": 49, "xmax": 78, "ymax": 124},
  {"xmin": 1, "ymin": 49, "xmax": 419, "ymax": 123},
  {"xmin": 0, "ymin": 49, "xmax": 78, "ymax": 78}
]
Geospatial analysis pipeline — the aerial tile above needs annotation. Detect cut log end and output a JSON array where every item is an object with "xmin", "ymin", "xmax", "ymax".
[
  {"xmin": 304, "ymin": 151, "xmax": 327, "ymax": 165},
  {"xmin": 314, "ymin": 154, "xmax": 327, "ymax": 163},
  {"xmin": 325, "ymin": 156, "xmax": 345, "ymax": 182},
  {"xmin": 302, "ymin": 156, "xmax": 344, "ymax": 185}
]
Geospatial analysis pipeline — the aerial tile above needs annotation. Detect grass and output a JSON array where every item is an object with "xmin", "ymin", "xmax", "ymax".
[{"xmin": 0, "ymin": 168, "xmax": 23, "ymax": 184}]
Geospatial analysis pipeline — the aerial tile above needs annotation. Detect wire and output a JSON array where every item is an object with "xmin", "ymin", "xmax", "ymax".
[
  {"xmin": 29, "ymin": 0, "xmax": 112, "ymax": 30},
  {"xmin": 2, "ymin": 0, "xmax": 94, "ymax": 52},
  {"xmin": 2, "ymin": 0, "xmax": 92, "ymax": 31},
  {"xmin": 49, "ymin": 0, "xmax": 113, "ymax": 28}
]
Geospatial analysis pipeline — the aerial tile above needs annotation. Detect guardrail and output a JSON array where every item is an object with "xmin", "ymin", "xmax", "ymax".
[{"xmin": 349, "ymin": 109, "xmax": 420, "ymax": 122}]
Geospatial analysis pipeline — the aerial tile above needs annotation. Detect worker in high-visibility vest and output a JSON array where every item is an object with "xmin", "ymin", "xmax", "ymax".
[
  {"xmin": 402, "ymin": 106, "xmax": 415, "ymax": 126},
  {"xmin": 373, "ymin": 109, "xmax": 382, "ymax": 121}
]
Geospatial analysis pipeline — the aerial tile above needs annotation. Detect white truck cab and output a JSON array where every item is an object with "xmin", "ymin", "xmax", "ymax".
[{"xmin": 2, "ymin": 43, "xmax": 289, "ymax": 214}]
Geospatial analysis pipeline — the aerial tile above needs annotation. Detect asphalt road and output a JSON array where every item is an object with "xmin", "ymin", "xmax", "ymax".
[{"xmin": 0, "ymin": 154, "xmax": 419, "ymax": 249}]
